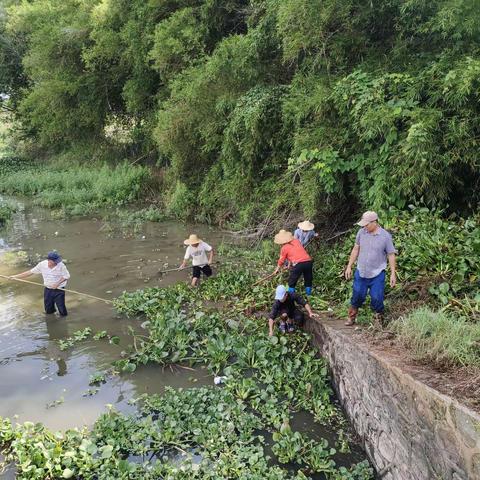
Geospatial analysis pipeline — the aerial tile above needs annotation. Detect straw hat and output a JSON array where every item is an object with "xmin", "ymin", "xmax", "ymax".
[
  {"xmin": 184, "ymin": 234, "xmax": 202, "ymax": 245},
  {"xmin": 298, "ymin": 220, "xmax": 315, "ymax": 231},
  {"xmin": 274, "ymin": 229, "xmax": 294, "ymax": 245}
]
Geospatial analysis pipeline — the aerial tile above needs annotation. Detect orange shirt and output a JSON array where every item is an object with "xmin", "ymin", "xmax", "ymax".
[{"xmin": 277, "ymin": 239, "xmax": 312, "ymax": 266}]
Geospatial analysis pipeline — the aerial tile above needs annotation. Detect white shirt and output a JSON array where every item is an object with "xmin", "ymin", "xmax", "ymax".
[
  {"xmin": 184, "ymin": 241, "xmax": 212, "ymax": 266},
  {"xmin": 30, "ymin": 260, "xmax": 70, "ymax": 288}
]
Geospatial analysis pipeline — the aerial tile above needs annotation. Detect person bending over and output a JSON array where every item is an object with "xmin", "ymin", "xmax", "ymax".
[
  {"xmin": 273, "ymin": 229, "xmax": 313, "ymax": 297},
  {"xmin": 268, "ymin": 285, "xmax": 317, "ymax": 336},
  {"xmin": 294, "ymin": 220, "xmax": 318, "ymax": 247}
]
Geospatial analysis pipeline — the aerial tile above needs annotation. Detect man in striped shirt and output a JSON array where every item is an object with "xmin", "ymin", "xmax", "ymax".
[{"xmin": 13, "ymin": 251, "xmax": 71, "ymax": 316}]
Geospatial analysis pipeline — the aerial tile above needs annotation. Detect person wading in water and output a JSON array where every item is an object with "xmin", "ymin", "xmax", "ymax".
[
  {"xmin": 12, "ymin": 251, "xmax": 71, "ymax": 316},
  {"xmin": 344, "ymin": 211, "xmax": 397, "ymax": 327},
  {"xmin": 180, "ymin": 234, "xmax": 214, "ymax": 287},
  {"xmin": 273, "ymin": 229, "xmax": 314, "ymax": 297}
]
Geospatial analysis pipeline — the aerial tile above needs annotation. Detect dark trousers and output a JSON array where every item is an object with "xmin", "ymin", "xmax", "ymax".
[
  {"xmin": 44, "ymin": 288, "xmax": 68, "ymax": 316},
  {"xmin": 288, "ymin": 261, "xmax": 313, "ymax": 288}
]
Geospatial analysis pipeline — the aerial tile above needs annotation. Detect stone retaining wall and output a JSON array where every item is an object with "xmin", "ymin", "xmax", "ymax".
[{"xmin": 305, "ymin": 318, "xmax": 480, "ymax": 480}]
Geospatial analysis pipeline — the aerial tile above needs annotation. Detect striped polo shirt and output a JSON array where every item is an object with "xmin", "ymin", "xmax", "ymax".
[
  {"xmin": 355, "ymin": 227, "xmax": 396, "ymax": 278},
  {"xmin": 30, "ymin": 260, "xmax": 71, "ymax": 288}
]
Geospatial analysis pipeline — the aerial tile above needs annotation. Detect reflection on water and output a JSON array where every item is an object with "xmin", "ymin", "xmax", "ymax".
[{"xmin": 0, "ymin": 199, "xmax": 223, "ymax": 430}]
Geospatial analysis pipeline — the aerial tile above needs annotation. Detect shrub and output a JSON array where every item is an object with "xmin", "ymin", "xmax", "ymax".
[
  {"xmin": 312, "ymin": 208, "xmax": 480, "ymax": 308},
  {"xmin": 166, "ymin": 180, "xmax": 194, "ymax": 219}
]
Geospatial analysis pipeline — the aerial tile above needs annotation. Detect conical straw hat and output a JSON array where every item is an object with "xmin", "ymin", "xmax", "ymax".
[
  {"xmin": 298, "ymin": 220, "xmax": 315, "ymax": 231},
  {"xmin": 274, "ymin": 229, "xmax": 294, "ymax": 245},
  {"xmin": 184, "ymin": 234, "xmax": 202, "ymax": 245}
]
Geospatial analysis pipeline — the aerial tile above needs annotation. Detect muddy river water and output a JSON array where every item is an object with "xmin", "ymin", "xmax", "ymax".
[
  {"xmin": 0, "ymin": 198, "xmax": 368, "ymax": 475},
  {"xmin": 0, "ymin": 200, "xmax": 226, "ymax": 430}
]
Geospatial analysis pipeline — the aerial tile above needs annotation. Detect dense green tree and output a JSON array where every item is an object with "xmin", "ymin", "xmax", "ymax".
[{"xmin": 1, "ymin": 0, "xmax": 479, "ymax": 223}]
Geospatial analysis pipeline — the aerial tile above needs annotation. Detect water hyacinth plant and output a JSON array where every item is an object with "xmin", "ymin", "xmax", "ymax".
[{"xmin": 1, "ymin": 260, "xmax": 374, "ymax": 479}]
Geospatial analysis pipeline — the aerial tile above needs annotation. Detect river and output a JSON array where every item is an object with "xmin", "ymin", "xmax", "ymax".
[
  {"xmin": 0, "ymin": 199, "xmax": 226, "ymax": 430},
  {"xmin": 0, "ymin": 198, "xmax": 369, "ymax": 476}
]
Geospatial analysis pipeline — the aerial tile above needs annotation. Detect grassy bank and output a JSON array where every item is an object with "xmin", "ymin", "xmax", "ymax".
[
  {"xmin": 391, "ymin": 308, "xmax": 480, "ymax": 369},
  {"xmin": 227, "ymin": 209, "xmax": 480, "ymax": 371},
  {"xmin": 0, "ymin": 162, "xmax": 151, "ymax": 216},
  {"xmin": 0, "ymin": 260, "xmax": 373, "ymax": 480}
]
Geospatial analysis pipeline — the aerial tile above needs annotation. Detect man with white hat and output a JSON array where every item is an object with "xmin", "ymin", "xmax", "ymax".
[
  {"xmin": 267, "ymin": 285, "xmax": 317, "ymax": 336},
  {"xmin": 179, "ymin": 234, "xmax": 214, "ymax": 287},
  {"xmin": 294, "ymin": 220, "xmax": 318, "ymax": 247},
  {"xmin": 12, "ymin": 251, "xmax": 71, "ymax": 316},
  {"xmin": 273, "ymin": 229, "xmax": 313, "ymax": 296},
  {"xmin": 344, "ymin": 211, "xmax": 397, "ymax": 327}
]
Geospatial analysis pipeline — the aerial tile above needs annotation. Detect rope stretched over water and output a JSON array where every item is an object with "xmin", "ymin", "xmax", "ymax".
[{"xmin": 0, "ymin": 274, "xmax": 113, "ymax": 304}]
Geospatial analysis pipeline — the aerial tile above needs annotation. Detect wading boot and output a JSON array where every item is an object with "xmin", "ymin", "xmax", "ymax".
[
  {"xmin": 345, "ymin": 307, "xmax": 358, "ymax": 326},
  {"xmin": 373, "ymin": 312, "xmax": 384, "ymax": 329}
]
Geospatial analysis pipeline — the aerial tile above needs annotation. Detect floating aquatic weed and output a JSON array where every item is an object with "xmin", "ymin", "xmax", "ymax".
[
  {"xmin": 93, "ymin": 330, "xmax": 108, "ymax": 340},
  {"xmin": 0, "ymin": 250, "xmax": 374, "ymax": 479},
  {"xmin": 58, "ymin": 327, "xmax": 92, "ymax": 350},
  {"xmin": 88, "ymin": 372, "xmax": 106, "ymax": 386}
]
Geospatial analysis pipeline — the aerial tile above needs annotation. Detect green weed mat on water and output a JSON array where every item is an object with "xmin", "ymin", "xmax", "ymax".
[{"xmin": 0, "ymin": 262, "xmax": 373, "ymax": 479}]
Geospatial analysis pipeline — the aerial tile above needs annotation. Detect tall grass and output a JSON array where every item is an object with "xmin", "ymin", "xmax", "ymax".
[
  {"xmin": 0, "ymin": 163, "xmax": 150, "ymax": 214},
  {"xmin": 391, "ymin": 307, "xmax": 480, "ymax": 369}
]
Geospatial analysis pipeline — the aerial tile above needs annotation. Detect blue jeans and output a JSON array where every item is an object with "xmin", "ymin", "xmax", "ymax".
[{"xmin": 350, "ymin": 270, "xmax": 385, "ymax": 313}]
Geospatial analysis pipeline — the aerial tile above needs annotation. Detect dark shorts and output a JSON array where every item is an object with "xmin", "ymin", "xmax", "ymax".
[{"xmin": 192, "ymin": 264, "xmax": 213, "ymax": 279}]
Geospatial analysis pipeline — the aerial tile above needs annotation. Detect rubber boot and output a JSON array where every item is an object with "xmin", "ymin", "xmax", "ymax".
[{"xmin": 345, "ymin": 306, "xmax": 358, "ymax": 326}]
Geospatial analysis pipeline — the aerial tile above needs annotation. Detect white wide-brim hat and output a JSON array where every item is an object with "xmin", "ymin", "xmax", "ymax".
[
  {"xmin": 184, "ymin": 234, "xmax": 202, "ymax": 245},
  {"xmin": 298, "ymin": 220, "xmax": 315, "ymax": 231}
]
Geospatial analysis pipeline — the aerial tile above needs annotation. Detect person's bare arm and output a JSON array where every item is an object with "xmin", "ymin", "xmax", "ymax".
[
  {"xmin": 388, "ymin": 253, "xmax": 396, "ymax": 287},
  {"xmin": 180, "ymin": 250, "xmax": 189, "ymax": 269},
  {"xmin": 12, "ymin": 270, "xmax": 33, "ymax": 280},
  {"xmin": 268, "ymin": 318, "xmax": 275, "ymax": 336},
  {"xmin": 304, "ymin": 303, "xmax": 318, "ymax": 319},
  {"xmin": 51, "ymin": 278, "xmax": 68, "ymax": 289},
  {"xmin": 344, "ymin": 245, "xmax": 360, "ymax": 279},
  {"xmin": 208, "ymin": 249, "xmax": 214, "ymax": 264}
]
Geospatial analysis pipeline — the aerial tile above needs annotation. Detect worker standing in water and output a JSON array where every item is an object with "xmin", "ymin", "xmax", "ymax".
[
  {"xmin": 180, "ymin": 234, "xmax": 214, "ymax": 287},
  {"xmin": 12, "ymin": 251, "xmax": 70, "ymax": 316}
]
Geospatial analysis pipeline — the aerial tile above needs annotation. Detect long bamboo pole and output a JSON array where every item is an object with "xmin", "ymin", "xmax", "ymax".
[
  {"xmin": 157, "ymin": 262, "xmax": 220, "ymax": 275},
  {"xmin": 252, "ymin": 270, "xmax": 280, "ymax": 286},
  {"xmin": 0, "ymin": 274, "xmax": 113, "ymax": 304}
]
